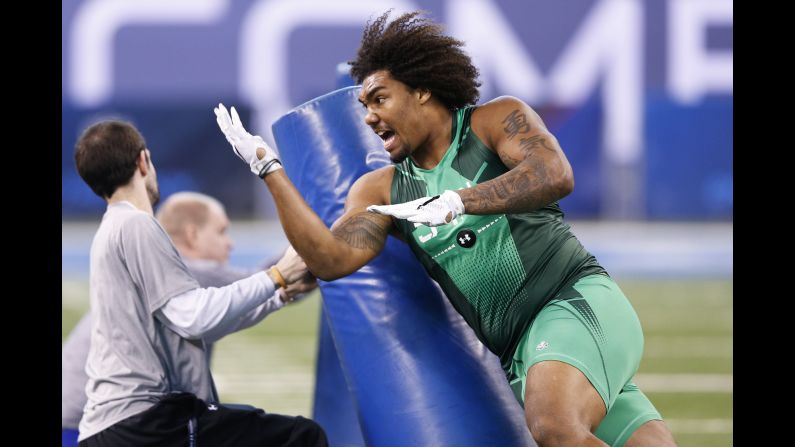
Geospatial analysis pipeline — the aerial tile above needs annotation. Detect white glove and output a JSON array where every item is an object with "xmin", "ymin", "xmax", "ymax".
[
  {"xmin": 367, "ymin": 190, "xmax": 465, "ymax": 227},
  {"xmin": 214, "ymin": 103, "xmax": 282, "ymax": 177}
]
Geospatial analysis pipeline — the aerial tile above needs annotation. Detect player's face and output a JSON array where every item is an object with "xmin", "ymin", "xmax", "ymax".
[
  {"xmin": 359, "ymin": 70, "xmax": 428, "ymax": 163},
  {"xmin": 194, "ymin": 206, "xmax": 233, "ymax": 263}
]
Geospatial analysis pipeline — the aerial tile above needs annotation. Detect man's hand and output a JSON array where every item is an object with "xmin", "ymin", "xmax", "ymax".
[
  {"xmin": 273, "ymin": 246, "xmax": 318, "ymax": 304},
  {"xmin": 279, "ymin": 270, "xmax": 318, "ymax": 304},
  {"xmin": 367, "ymin": 190, "xmax": 464, "ymax": 227},
  {"xmin": 273, "ymin": 246, "xmax": 305, "ymax": 283},
  {"xmin": 214, "ymin": 103, "xmax": 282, "ymax": 177}
]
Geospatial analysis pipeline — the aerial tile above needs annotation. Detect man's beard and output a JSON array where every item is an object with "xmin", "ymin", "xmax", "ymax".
[{"xmin": 146, "ymin": 182, "xmax": 160, "ymax": 207}]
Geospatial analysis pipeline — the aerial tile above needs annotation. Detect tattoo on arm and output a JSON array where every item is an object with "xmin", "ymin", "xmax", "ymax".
[
  {"xmin": 465, "ymin": 110, "xmax": 565, "ymax": 212},
  {"xmin": 500, "ymin": 136, "xmax": 556, "ymax": 168},
  {"xmin": 498, "ymin": 108, "xmax": 556, "ymax": 168},
  {"xmin": 465, "ymin": 156, "xmax": 561, "ymax": 213},
  {"xmin": 497, "ymin": 151, "xmax": 523, "ymax": 169},
  {"xmin": 331, "ymin": 212, "xmax": 389, "ymax": 251},
  {"xmin": 518, "ymin": 135, "xmax": 556, "ymax": 154},
  {"xmin": 501, "ymin": 109, "xmax": 531, "ymax": 140}
]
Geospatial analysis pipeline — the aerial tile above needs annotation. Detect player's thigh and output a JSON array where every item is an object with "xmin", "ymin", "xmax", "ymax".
[{"xmin": 511, "ymin": 276, "xmax": 641, "ymax": 407}]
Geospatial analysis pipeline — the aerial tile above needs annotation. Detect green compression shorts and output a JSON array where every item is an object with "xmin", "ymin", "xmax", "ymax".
[{"xmin": 508, "ymin": 273, "xmax": 662, "ymax": 446}]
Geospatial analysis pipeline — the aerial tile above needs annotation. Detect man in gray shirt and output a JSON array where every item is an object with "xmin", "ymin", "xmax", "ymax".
[
  {"xmin": 72, "ymin": 119, "xmax": 328, "ymax": 447},
  {"xmin": 61, "ymin": 191, "xmax": 310, "ymax": 438}
]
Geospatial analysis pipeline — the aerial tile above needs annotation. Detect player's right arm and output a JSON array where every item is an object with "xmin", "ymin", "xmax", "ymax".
[
  {"xmin": 213, "ymin": 103, "xmax": 394, "ymax": 280},
  {"xmin": 264, "ymin": 166, "xmax": 394, "ymax": 281}
]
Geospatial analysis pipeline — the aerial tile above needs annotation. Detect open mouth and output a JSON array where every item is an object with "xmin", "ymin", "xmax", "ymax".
[
  {"xmin": 377, "ymin": 129, "xmax": 394, "ymax": 141},
  {"xmin": 376, "ymin": 130, "xmax": 397, "ymax": 150}
]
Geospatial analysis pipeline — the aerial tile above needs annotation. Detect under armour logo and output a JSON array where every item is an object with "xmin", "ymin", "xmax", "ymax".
[
  {"xmin": 456, "ymin": 229, "xmax": 476, "ymax": 248},
  {"xmin": 208, "ymin": 404, "xmax": 218, "ymax": 411}
]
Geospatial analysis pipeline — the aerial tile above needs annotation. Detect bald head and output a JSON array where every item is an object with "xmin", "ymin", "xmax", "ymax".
[{"xmin": 156, "ymin": 192, "xmax": 232, "ymax": 263}]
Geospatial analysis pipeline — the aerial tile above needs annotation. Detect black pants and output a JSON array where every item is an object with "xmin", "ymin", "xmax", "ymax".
[{"xmin": 79, "ymin": 393, "xmax": 328, "ymax": 447}]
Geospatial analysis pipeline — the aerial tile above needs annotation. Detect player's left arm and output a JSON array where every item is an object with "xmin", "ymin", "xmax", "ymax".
[{"xmin": 458, "ymin": 96, "xmax": 574, "ymax": 214}]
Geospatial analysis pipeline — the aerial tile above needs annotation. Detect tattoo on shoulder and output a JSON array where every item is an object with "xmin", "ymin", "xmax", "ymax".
[
  {"xmin": 502, "ymin": 109, "xmax": 531, "ymax": 140},
  {"xmin": 332, "ymin": 213, "xmax": 389, "ymax": 251}
]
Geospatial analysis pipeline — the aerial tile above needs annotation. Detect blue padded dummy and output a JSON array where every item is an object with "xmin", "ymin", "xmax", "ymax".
[
  {"xmin": 272, "ymin": 86, "xmax": 534, "ymax": 447},
  {"xmin": 62, "ymin": 429, "xmax": 78, "ymax": 447}
]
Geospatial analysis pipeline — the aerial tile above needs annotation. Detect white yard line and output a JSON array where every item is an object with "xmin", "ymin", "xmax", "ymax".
[
  {"xmin": 213, "ymin": 372, "xmax": 314, "ymax": 393},
  {"xmin": 643, "ymin": 336, "xmax": 733, "ymax": 358},
  {"xmin": 634, "ymin": 373, "xmax": 732, "ymax": 392},
  {"xmin": 212, "ymin": 371, "xmax": 734, "ymax": 434},
  {"xmin": 665, "ymin": 418, "xmax": 733, "ymax": 434}
]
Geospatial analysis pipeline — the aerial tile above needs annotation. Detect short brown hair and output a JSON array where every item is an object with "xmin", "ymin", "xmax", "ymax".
[{"xmin": 74, "ymin": 120, "xmax": 146, "ymax": 199}]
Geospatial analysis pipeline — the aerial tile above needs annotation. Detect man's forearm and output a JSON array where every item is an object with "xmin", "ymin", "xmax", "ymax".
[
  {"xmin": 263, "ymin": 170, "xmax": 350, "ymax": 278},
  {"xmin": 203, "ymin": 292, "xmax": 284, "ymax": 343},
  {"xmin": 457, "ymin": 156, "xmax": 572, "ymax": 215},
  {"xmin": 156, "ymin": 271, "xmax": 276, "ymax": 340}
]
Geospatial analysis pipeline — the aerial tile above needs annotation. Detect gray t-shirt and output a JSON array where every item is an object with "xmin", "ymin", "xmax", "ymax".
[
  {"xmin": 62, "ymin": 258, "xmax": 253, "ymax": 431},
  {"xmin": 78, "ymin": 202, "xmax": 204, "ymax": 440},
  {"xmin": 62, "ymin": 314, "xmax": 92, "ymax": 429}
]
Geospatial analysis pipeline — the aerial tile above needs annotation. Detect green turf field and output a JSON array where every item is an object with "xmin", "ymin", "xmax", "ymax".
[{"xmin": 62, "ymin": 278, "xmax": 732, "ymax": 446}]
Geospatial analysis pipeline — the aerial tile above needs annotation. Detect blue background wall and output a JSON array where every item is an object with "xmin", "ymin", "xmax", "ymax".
[{"xmin": 62, "ymin": 0, "xmax": 732, "ymax": 220}]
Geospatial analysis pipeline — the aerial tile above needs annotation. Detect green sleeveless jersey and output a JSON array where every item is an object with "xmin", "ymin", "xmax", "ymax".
[{"xmin": 390, "ymin": 106, "xmax": 605, "ymax": 372}]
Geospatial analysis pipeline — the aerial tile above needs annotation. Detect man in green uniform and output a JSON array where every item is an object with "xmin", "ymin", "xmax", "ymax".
[{"xmin": 214, "ymin": 10, "xmax": 677, "ymax": 447}]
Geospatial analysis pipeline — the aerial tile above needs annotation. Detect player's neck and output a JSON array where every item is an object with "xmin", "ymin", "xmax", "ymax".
[{"xmin": 411, "ymin": 108, "xmax": 453, "ymax": 169}]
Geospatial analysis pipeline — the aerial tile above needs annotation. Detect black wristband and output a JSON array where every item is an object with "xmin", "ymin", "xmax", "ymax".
[{"xmin": 258, "ymin": 159, "xmax": 282, "ymax": 178}]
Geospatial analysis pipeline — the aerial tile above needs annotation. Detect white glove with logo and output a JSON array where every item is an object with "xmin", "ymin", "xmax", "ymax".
[
  {"xmin": 214, "ymin": 103, "xmax": 282, "ymax": 177},
  {"xmin": 367, "ymin": 190, "xmax": 465, "ymax": 226}
]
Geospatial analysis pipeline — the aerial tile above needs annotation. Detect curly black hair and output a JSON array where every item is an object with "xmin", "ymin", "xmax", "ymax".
[{"xmin": 349, "ymin": 10, "xmax": 481, "ymax": 110}]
